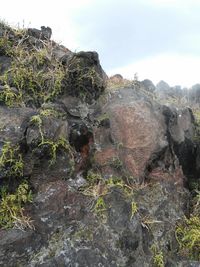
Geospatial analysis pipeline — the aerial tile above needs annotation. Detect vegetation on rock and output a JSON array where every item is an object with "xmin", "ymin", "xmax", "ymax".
[
  {"xmin": 151, "ymin": 244, "xmax": 165, "ymax": 267},
  {"xmin": 0, "ymin": 142, "xmax": 24, "ymax": 177},
  {"xmin": 0, "ymin": 180, "xmax": 33, "ymax": 229},
  {"xmin": 176, "ymin": 189, "xmax": 200, "ymax": 261},
  {"xmin": 38, "ymin": 138, "xmax": 72, "ymax": 166},
  {"xmin": 1, "ymin": 20, "xmax": 200, "ymax": 267}
]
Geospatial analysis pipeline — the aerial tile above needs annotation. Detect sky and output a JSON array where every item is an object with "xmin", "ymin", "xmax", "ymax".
[{"xmin": 1, "ymin": 0, "xmax": 200, "ymax": 87}]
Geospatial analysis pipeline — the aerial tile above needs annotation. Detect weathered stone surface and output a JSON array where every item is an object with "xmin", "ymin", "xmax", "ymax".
[
  {"xmin": 52, "ymin": 44, "xmax": 72, "ymax": 64},
  {"xmin": 0, "ymin": 23, "xmax": 199, "ymax": 267},
  {"xmin": 26, "ymin": 115, "xmax": 68, "ymax": 147},
  {"xmin": 94, "ymin": 88, "xmax": 193, "ymax": 185},
  {"xmin": 24, "ymin": 181, "xmax": 188, "ymax": 267},
  {"xmin": 27, "ymin": 26, "xmax": 52, "ymax": 40},
  {"xmin": 0, "ymin": 106, "xmax": 35, "ymax": 144},
  {"xmin": 0, "ymin": 82, "xmax": 198, "ymax": 267},
  {"xmin": 0, "ymin": 55, "xmax": 11, "ymax": 73},
  {"xmin": 0, "ymin": 229, "xmax": 41, "ymax": 266},
  {"xmin": 141, "ymin": 79, "xmax": 156, "ymax": 93},
  {"xmin": 63, "ymin": 51, "xmax": 106, "ymax": 103}
]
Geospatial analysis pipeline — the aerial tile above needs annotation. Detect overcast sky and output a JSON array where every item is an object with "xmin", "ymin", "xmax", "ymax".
[{"xmin": 1, "ymin": 0, "xmax": 200, "ymax": 87}]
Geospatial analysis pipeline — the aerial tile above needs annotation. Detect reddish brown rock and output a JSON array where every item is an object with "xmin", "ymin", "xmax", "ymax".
[{"xmin": 94, "ymin": 88, "xmax": 193, "ymax": 184}]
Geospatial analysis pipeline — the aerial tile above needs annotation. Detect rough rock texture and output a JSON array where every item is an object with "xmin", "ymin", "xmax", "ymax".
[
  {"xmin": 0, "ymin": 23, "xmax": 199, "ymax": 267},
  {"xmin": 141, "ymin": 79, "xmax": 156, "ymax": 93},
  {"xmin": 63, "ymin": 51, "xmax": 107, "ymax": 103},
  {"xmin": 0, "ymin": 87, "xmax": 198, "ymax": 267},
  {"xmin": 94, "ymin": 88, "xmax": 194, "ymax": 185}
]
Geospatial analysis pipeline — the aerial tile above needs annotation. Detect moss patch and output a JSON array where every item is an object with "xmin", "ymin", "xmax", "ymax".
[{"xmin": 0, "ymin": 180, "xmax": 33, "ymax": 229}]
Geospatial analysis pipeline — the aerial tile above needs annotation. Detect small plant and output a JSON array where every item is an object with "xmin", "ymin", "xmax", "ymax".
[
  {"xmin": 96, "ymin": 113, "xmax": 109, "ymax": 125},
  {"xmin": 175, "ymin": 215, "xmax": 200, "ymax": 260},
  {"xmin": 0, "ymin": 142, "xmax": 24, "ymax": 177},
  {"xmin": 193, "ymin": 109, "xmax": 200, "ymax": 143},
  {"xmin": 86, "ymin": 171, "xmax": 102, "ymax": 185},
  {"xmin": 40, "ymin": 108, "xmax": 59, "ymax": 118},
  {"xmin": 110, "ymin": 157, "xmax": 123, "ymax": 170},
  {"xmin": 116, "ymin": 142, "xmax": 123, "ymax": 150},
  {"xmin": 30, "ymin": 114, "xmax": 44, "ymax": 143},
  {"xmin": 0, "ymin": 180, "xmax": 33, "ymax": 230},
  {"xmin": 73, "ymin": 227, "xmax": 93, "ymax": 242},
  {"xmin": 141, "ymin": 216, "xmax": 163, "ymax": 230},
  {"xmin": 151, "ymin": 244, "xmax": 165, "ymax": 267},
  {"xmin": 105, "ymin": 176, "xmax": 133, "ymax": 196},
  {"xmin": 94, "ymin": 196, "xmax": 107, "ymax": 221},
  {"xmin": 193, "ymin": 190, "xmax": 200, "ymax": 215},
  {"xmin": 0, "ymin": 33, "xmax": 66, "ymax": 107},
  {"xmin": 105, "ymin": 176, "xmax": 124, "ymax": 187},
  {"xmin": 38, "ymin": 138, "xmax": 72, "ymax": 165},
  {"xmin": 130, "ymin": 201, "xmax": 138, "ymax": 219},
  {"xmin": 30, "ymin": 114, "xmax": 73, "ymax": 166},
  {"xmin": 0, "ymin": 33, "xmax": 13, "ymax": 55},
  {"xmin": 0, "ymin": 84, "xmax": 22, "ymax": 107}
]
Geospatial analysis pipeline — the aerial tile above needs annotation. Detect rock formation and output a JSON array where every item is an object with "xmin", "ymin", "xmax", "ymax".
[{"xmin": 0, "ymin": 22, "xmax": 200, "ymax": 267}]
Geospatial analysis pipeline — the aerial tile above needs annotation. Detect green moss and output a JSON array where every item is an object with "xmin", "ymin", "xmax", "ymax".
[
  {"xmin": 40, "ymin": 108, "xmax": 59, "ymax": 118},
  {"xmin": 0, "ymin": 142, "xmax": 24, "ymax": 177},
  {"xmin": 110, "ymin": 157, "xmax": 123, "ymax": 170},
  {"xmin": 0, "ymin": 84, "xmax": 22, "ymax": 107},
  {"xmin": 175, "ymin": 187, "xmax": 200, "ymax": 260},
  {"xmin": 30, "ymin": 113, "xmax": 73, "ymax": 166},
  {"xmin": 105, "ymin": 176, "xmax": 124, "ymax": 186},
  {"xmin": 39, "ymin": 138, "xmax": 72, "ymax": 165},
  {"xmin": 96, "ymin": 113, "xmax": 109, "ymax": 124},
  {"xmin": 176, "ymin": 215, "xmax": 200, "ymax": 260},
  {"xmin": 151, "ymin": 244, "xmax": 165, "ymax": 267},
  {"xmin": 130, "ymin": 201, "xmax": 138, "ymax": 219},
  {"xmin": 105, "ymin": 176, "xmax": 133, "ymax": 196},
  {"xmin": 30, "ymin": 49, "xmax": 48, "ymax": 66},
  {"xmin": 116, "ymin": 142, "xmax": 123, "ymax": 150},
  {"xmin": 30, "ymin": 114, "xmax": 44, "ymax": 143},
  {"xmin": 0, "ymin": 180, "xmax": 33, "ymax": 229},
  {"xmin": 94, "ymin": 196, "xmax": 107, "ymax": 221},
  {"xmin": 86, "ymin": 170, "xmax": 102, "ymax": 185},
  {"xmin": 0, "ymin": 38, "xmax": 66, "ymax": 107},
  {"xmin": 73, "ymin": 227, "xmax": 93, "ymax": 242},
  {"xmin": 193, "ymin": 109, "xmax": 200, "ymax": 143},
  {"xmin": 65, "ymin": 56, "xmax": 103, "ymax": 102},
  {"xmin": 0, "ymin": 33, "xmax": 13, "ymax": 55},
  {"xmin": 193, "ymin": 190, "xmax": 200, "ymax": 215}
]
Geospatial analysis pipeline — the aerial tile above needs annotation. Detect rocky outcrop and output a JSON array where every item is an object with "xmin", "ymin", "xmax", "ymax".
[
  {"xmin": 141, "ymin": 79, "xmax": 156, "ymax": 93},
  {"xmin": 94, "ymin": 88, "xmax": 194, "ymax": 185},
  {"xmin": 63, "ymin": 51, "xmax": 107, "ymax": 103},
  {"xmin": 0, "ymin": 22, "xmax": 199, "ymax": 267}
]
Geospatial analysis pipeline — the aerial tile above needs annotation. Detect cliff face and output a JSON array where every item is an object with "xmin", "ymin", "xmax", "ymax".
[{"xmin": 0, "ymin": 23, "xmax": 199, "ymax": 267}]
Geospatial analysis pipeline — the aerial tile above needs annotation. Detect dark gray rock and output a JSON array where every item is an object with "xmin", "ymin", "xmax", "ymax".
[
  {"xmin": 27, "ymin": 26, "xmax": 52, "ymax": 40},
  {"xmin": 141, "ymin": 79, "xmax": 156, "ymax": 92},
  {"xmin": 63, "ymin": 51, "xmax": 106, "ymax": 103}
]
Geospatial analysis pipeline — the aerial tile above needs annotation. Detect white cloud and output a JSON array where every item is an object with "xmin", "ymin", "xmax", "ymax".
[
  {"xmin": 108, "ymin": 53, "xmax": 200, "ymax": 88},
  {"xmin": 0, "ymin": 0, "xmax": 93, "ymax": 49},
  {"xmin": 141, "ymin": 0, "xmax": 200, "ymax": 8}
]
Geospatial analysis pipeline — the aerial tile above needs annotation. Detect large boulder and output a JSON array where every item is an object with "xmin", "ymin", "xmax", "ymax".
[
  {"xmin": 94, "ymin": 87, "xmax": 194, "ymax": 185},
  {"xmin": 141, "ymin": 79, "xmax": 156, "ymax": 93}
]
